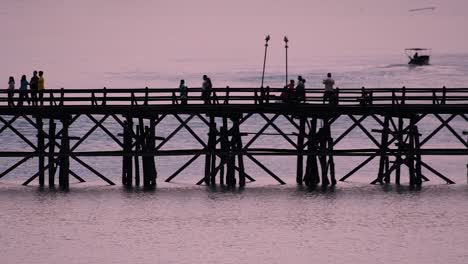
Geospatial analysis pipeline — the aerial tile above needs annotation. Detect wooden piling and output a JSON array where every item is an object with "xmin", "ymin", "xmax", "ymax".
[
  {"xmin": 395, "ymin": 117, "xmax": 403, "ymax": 185},
  {"xmin": 48, "ymin": 119, "xmax": 56, "ymax": 187},
  {"xmin": 37, "ymin": 117, "xmax": 45, "ymax": 186},
  {"xmin": 134, "ymin": 126, "xmax": 140, "ymax": 186},
  {"xmin": 304, "ymin": 117, "xmax": 320, "ymax": 186},
  {"xmin": 296, "ymin": 118, "xmax": 305, "ymax": 184},
  {"xmin": 376, "ymin": 115, "xmax": 390, "ymax": 184},
  {"xmin": 59, "ymin": 117, "xmax": 70, "ymax": 190}
]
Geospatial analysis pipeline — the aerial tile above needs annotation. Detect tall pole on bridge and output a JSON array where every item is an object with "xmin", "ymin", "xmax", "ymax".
[
  {"xmin": 260, "ymin": 35, "xmax": 270, "ymax": 88},
  {"xmin": 284, "ymin": 36, "xmax": 289, "ymax": 86}
]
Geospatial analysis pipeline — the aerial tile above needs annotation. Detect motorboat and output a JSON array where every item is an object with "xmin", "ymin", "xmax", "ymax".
[{"xmin": 405, "ymin": 48, "xmax": 431, "ymax": 65}]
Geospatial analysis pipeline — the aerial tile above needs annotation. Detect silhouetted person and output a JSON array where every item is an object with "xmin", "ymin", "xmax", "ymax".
[
  {"xmin": 296, "ymin": 75, "xmax": 306, "ymax": 102},
  {"xmin": 413, "ymin": 52, "xmax": 419, "ymax": 59},
  {"xmin": 7, "ymin": 76, "xmax": 15, "ymax": 107},
  {"xmin": 179, "ymin": 79, "xmax": 188, "ymax": 105},
  {"xmin": 281, "ymin": 80, "xmax": 295, "ymax": 103},
  {"xmin": 18, "ymin": 75, "xmax": 30, "ymax": 106},
  {"xmin": 323, "ymin": 73, "xmax": 335, "ymax": 103},
  {"xmin": 202, "ymin": 75, "xmax": 212, "ymax": 104},
  {"xmin": 38, "ymin": 71, "xmax": 45, "ymax": 106},
  {"xmin": 30, "ymin": 71, "xmax": 39, "ymax": 106}
]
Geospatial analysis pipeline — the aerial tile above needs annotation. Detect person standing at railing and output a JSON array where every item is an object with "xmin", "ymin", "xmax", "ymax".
[
  {"xmin": 296, "ymin": 75, "xmax": 306, "ymax": 102},
  {"xmin": 7, "ymin": 76, "xmax": 15, "ymax": 107},
  {"xmin": 202, "ymin": 75, "xmax": 212, "ymax": 104},
  {"xmin": 322, "ymin": 72, "xmax": 335, "ymax": 103},
  {"xmin": 29, "ymin": 71, "xmax": 39, "ymax": 106},
  {"xmin": 179, "ymin": 79, "xmax": 188, "ymax": 105},
  {"xmin": 38, "ymin": 71, "xmax": 45, "ymax": 106},
  {"xmin": 18, "ymin": 75, "xmax": 30, "ymax": 106},
  {"xmin": 281, "ymin": 79, "xmax": 295, "ymax": 103}
]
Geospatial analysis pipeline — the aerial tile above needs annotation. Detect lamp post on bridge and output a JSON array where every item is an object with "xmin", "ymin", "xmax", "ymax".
[
  {"xmin": 284, "ymin": 36, "xmax": 289, "ymax": 86},
  {"xmin": 260, "ymin": 35, "xmax": 270, "ymax": 88}
]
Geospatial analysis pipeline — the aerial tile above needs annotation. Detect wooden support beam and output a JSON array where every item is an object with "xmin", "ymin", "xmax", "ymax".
[
  {"xmin": 259, "ymin": 113, "xmax": 297, "ymax": 148},
  {"xmin": 165, "ymin": 154, "xmax": 201, "ymax": 182},
  {"xmin": 296, "ymin": 118, "xmax": 305, "ymax": 184},
  {"xmin": 37, "ymin": 118, "xmax": 45, "ymax": 186},
  {"xmin": 340, "ymin": 155, "xmax": 377, "ymax": 181},
  {"xmin": 419, "ymin": 161, "xmax": 455, "ymax": 184},
  {"xmin": 156, "ymin": 114, "xmax": 195, "ymax": 150},
  {"xmin": 59, "ymin": 117, "xmax": 70, "ymax": 190},
  {"xmin": 246, "ymin": 154, "xmax": 286, "ymax": 185},
  {"xmin": 72, "ymin": 156, "xmax": 115, "ymax": 185},
  {"xmin": 86, "ymin": 114, "xmax": 124, "ymax": 148},
  {"xmin": 48, "ymin": 120, "xmax": 56, "ymax": 187},
  {"xmin": 0, "ymin": 156, "xmax": 32, "ymax": 179}
]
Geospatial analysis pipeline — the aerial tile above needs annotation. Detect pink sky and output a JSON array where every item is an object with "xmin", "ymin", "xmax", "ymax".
[{"xmin": 1, "ymin": 0, "xmax": 467, "ymax": 87}]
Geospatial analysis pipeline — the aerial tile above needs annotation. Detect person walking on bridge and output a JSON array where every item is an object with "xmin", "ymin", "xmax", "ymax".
[{"xmin": 201, "ymin": 75, "xmax": 212, "ymax": 104}]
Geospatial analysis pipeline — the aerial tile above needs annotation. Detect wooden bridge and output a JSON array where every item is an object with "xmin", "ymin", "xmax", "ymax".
[{"xmin": 0, "ymin": 87, "xmax": 467, "ymax": 189}]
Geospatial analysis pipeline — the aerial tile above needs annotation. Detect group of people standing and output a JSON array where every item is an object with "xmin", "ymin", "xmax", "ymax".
[
  {"xmin": 177, "ymin": 73, "xmax": 335, "ymax": 105},
  {"xmin": 281, "ymin": 75, "xmax": 307, "ymax": 103},
  {"xmin": 178, "ymin": 74, "xmax": 213, "ymax": 105},
  {"xmin": 7, "ymin": 71, "xmax": 45, "ymax": 106}
]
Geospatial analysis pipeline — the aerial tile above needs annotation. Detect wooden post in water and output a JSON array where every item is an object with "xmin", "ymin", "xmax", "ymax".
[
  {"xmin": 395, "ymin": 116, "xmax": 404, "ymax": 185},
  {"xmin": 296, "ymin": 117, "xmax": 305, "ymax": 184},
  {"xmin": 122, "ymin": 118, "xmax": 133, "ymax": 187},
  {"xmin": 134, "ymin": 126, "xmax": 140, "ymax": 186},
  {"xmin": 408, "ymin": 119, "xmax": 416, "ymax": 187},
  {"xmin": 376, "ymin": 115, "xmax": 390, "ymax": 184},
  {"xmin": 219, "ymin": 117, "xmax": 228, "ymax": 185},
  {"xmin": 304, "ymin": 117, "xmax": 320, "ymax": 186},
  {"xmin": 414, "ymin": 125, "xmax": 423, "ymax": 187},
  {"xmin": 319, "ymin": 118, "xmax": 330, "ymax": 186},
  {"xmin": 59, "ymin": 117, "xmax": 70, "ymax": 190},
  {"xmin": 37, "ymin": 117, "xmax": 45, "ymax": 186},
  {"xmin": 148, "ymin": 118, "xmax": 157, "ymax": 187},
  {"xmin": 233, "ymin": 115, "xmax": 245, "ymax": 187},
  {"xmin": 204, "ymin": 116, "xmax": 216, "ymax": 185},
  {"xmin": 328, "ymin": 131, "xmax": 336, "ymax": 185},
  {"xmin": 48, "ymin": 119, "xmax": 56, "ymax": 187}
]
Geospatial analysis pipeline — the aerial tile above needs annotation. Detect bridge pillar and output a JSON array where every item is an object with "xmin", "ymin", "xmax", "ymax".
[
  {"xmin": 58, "ymin": 116, "xmax": 70, "ymax": 190},
  {"xmin": 304, "ymin": 117, "xmax": 320, "ymax": 186},
  {"xmin": 122, "ymin": 118, "xmax": 133, "ymax": 187}
]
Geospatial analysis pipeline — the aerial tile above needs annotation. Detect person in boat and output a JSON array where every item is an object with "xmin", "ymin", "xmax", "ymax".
[
  {"xmin": 322, "ymin": 73, "xmax": 335, "ymax": 103},
  {"xmin": 296, "ymin": 75, "xmax": 306, "ymax": 102},
  {"xmin": 201, "ymin": 75, "xmax": 212, "ymax": 104},
  {"xmin": 179, "ymin": 79, "xmax": 188, "ymax": 105},
  {"xmin": 413, "ymin": 52, "xmax": 419, "ymax": 60}
]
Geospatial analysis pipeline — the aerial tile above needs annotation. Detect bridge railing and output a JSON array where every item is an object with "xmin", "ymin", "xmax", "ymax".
[{"xmin": 1, "ymin": 87, "xmax": 468, "ymax": 107}]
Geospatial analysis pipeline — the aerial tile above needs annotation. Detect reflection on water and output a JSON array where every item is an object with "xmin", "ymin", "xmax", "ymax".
[{"xmin": 1, "ymin": 183, "xmax": 468, "ymax": 264}]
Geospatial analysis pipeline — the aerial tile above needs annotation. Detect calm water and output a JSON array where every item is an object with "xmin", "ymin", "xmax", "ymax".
[{"xmin": 1, "ymin": 53, "xmax": 468, "ymax": 264}]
